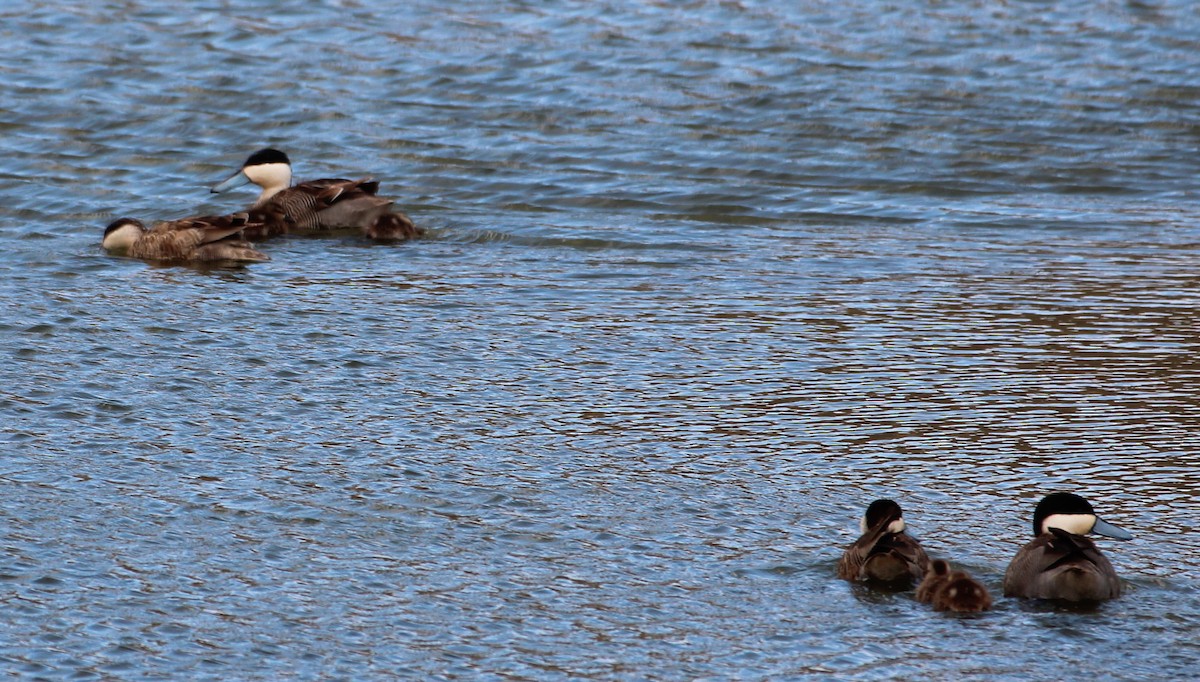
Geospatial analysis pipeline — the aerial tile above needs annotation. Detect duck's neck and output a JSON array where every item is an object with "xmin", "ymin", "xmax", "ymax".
[{"xmin": 254, "ymin": 185, "xmax": 286, "ymax": 207}]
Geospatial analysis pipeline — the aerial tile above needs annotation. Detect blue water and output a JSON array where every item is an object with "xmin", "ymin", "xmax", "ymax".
[{"xmin": 2, "ymin": 0, "xmax": 1199, "ymax": 679}]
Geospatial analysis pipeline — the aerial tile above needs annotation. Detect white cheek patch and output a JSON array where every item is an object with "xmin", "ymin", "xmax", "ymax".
[
  {"xmin": 102, "ymin": 223, "xmax": 142, "ymax": 251},
  {"xmin": 1042, "ymin": 513, "xmax": 1096, "ymax": 535},
  {"xmin": 244, "ymin": 162, "xmax": 292, "ymax": 191},
  {"xmin": 860, "ymin": 516, "xmax": 906, "ymax": 534}
]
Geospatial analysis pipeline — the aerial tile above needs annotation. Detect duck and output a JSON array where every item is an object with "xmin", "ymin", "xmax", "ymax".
[
  {"xmin": 931, "ymin": 569, "xmax": 992, "ymax": 613},
  {"xmin": 102, "ymin": 213, "xmax": 270, "ymax": 264},
  {"xmin": 209, "ymin": 148, "xmax": 422, "ymax": 241},
  {"xmin": 915, "ymin": 558, "xmax": 951, "ymax": 603},
  {"xmin": 1003, "ymin": 492, "xmax": 1133, "ymax": 602},
  {"xmin": 837, "ymin": 499, "xmax": 930, "ymax": 588}
]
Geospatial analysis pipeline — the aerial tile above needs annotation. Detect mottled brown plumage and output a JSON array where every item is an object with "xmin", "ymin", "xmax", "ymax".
[
  {"xmin": 932, "ymin": 570, "xmax": 992, "ymax": 613},
  {"xmin": 837, "ymin": 499, "xmax": 930, "ymax": 588},
  {"xmin": 915, "ymin": 558, "xmax": 951, "ymax": 603},
  {"xmin": 102, "ymin": 213, "xmax": 270, "ymax": 264},
  {"xmin": 918, "ymin": 558, "xmax": 993, "ymax": 612}
]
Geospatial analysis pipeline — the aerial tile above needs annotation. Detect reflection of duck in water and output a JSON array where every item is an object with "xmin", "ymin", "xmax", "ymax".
[
  {"xmin": 1003, "ymin": 492, "xmax": 1132, "ymax": 602},
  {"xmin": 211, "ymin": 148, "xmax": 422, "ymax": 241},
  {"xmin": 837, "ymin": 499, "xmax": 930, "ymax": 588},
  {"xmin": 102, "ymin": 213, "xmax": 269, "ymax": 264}
]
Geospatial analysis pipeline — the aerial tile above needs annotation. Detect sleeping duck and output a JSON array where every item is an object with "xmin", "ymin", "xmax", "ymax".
[
  {"xmin": 837, "ymin": 498, "xmax": 930, "ymax": 588},
  {"xmin": 102, "ymin": 213, "xmax": 269, "ymax": 264}
]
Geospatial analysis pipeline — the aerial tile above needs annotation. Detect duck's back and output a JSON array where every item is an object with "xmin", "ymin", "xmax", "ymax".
[
  {"xmin": 131, "ymin": 215, "xmax": 268, "ymax": 263},
  {"xmin": 128, "ymin": 223, "xmax": 196, "ymax": 260},
  {"xmin": 839, "ymin": 531, "xmax": 929, "ymax": 585},
  {"xmin": 254, "ymin": 178, "xmax": 392, "ymax": 235},
  {"xmin": 1003, "ymin": 531, "xmax": 1120, "ymax": 601}
]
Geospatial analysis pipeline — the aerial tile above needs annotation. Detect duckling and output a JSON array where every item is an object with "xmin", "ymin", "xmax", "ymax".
[
  {"xmin": 102, "ymin": 213, "xmax": 269, "ymax": 264},
  {"xmin": 210, "ymin": 148, "xmax": 422, "ymax": 241},
  {"xmin": 931, "ymin": 570, "xmax": 992, "ymax": 613},
  {"xmin": 1003, "ymin": 492, "xmax": 1133, "ymax": 602},
  {"xmin": 837, "ymin": 499, "xmax": 930, "ymax": 588},
  {"xmin": 915, "ymin": 558, "xmax": 951, "ymax": 603}
]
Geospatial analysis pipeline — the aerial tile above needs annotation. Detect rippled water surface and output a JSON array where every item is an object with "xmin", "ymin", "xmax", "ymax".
[{"xmin": 3, "ymin": 0, "xmax": 1200, "ymax": 679}]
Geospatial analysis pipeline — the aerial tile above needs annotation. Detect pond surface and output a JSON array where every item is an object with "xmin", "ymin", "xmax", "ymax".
[{"xmin": 2, "ymin": 0, "xmax": 1199, "ymax": 679}]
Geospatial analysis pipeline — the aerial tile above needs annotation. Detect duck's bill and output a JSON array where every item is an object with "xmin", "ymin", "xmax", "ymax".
[
  {"xmin": 211, "ymin": 170, "xmax": 250, "ymax": 193},
  {"xmin": 1093, "ymin": 517, "xmax": 1133, "ymax": 540}
]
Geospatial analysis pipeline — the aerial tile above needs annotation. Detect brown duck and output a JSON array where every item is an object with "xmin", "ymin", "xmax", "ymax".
[
  {"xmin": 837, "ymin": 499, "xmax": 930, "ymax": 588},
  {"xmin": 210, "ymin": 148, "xmax": 421, "ymax": 241},
  {"xmin": 1003, "ymin": 492, "xmax": 1132, "ymax": 602},
  {"xmin": 102, "ymin": 213, "xmax": 269, "ymax": 264}
]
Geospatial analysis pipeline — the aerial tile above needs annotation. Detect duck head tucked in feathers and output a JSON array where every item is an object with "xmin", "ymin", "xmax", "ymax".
[
  {"xmin": 837, "ymin": 499, "xmax": 930, "ymax": 588},
  {"xmin": 102, "ymin": 213, "xmax": 270, "ymax": 264}
]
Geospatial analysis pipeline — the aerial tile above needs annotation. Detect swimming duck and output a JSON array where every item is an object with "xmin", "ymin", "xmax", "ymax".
[
  {"xmin": 210, "ymin": 148, "xmax": 422, "ymax": 241},
  {"xmin": 837, "ymin": 499, "xmax": 930, "ymax": 587},
  {"xmin": 1003, "ymin": 492, "xmax": 1132, "ymax": 602},
  {"xmin": 931, "ymin": 570, "xmax": 992, "ymax": 613},
  {"xmin": 915, "ymin": 558, "xmax": 951, "ymax": 603},
  {"xmin": 102, "ymin": 213, "xmax": 270, "ymax": 264}
]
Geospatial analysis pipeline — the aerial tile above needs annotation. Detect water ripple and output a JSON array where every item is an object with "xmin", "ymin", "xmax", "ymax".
[{"xmin": 3, "ymin": 0, "xmax": 1200, "ymax": 679}]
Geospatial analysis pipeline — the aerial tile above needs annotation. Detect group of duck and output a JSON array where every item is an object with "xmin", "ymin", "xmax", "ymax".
[
  {"xmin": 101, "ymin": 148, "xmax": 422, "ymax": 264},
  {"xmin": 104, "ymin": 155, "xmax": 1138, "ymax": 615},
  {"xmin": 838, "ymin": 492, "xmax": 1133, "ymax": 612}
]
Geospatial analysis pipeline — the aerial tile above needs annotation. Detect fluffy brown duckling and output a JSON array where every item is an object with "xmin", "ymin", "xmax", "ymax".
[
  {"xmin": 931, "ymin": 570, "xmax": 993, "ymax": 613},
  {"xmin": 915, "ymin": 558, "xmax": 951, "ymax": 603}
]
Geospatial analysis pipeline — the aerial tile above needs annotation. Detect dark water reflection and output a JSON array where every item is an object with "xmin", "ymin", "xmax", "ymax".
[{"xmin": 2, "ymin": 0, "xmax": 1200, "ymax": 679}]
